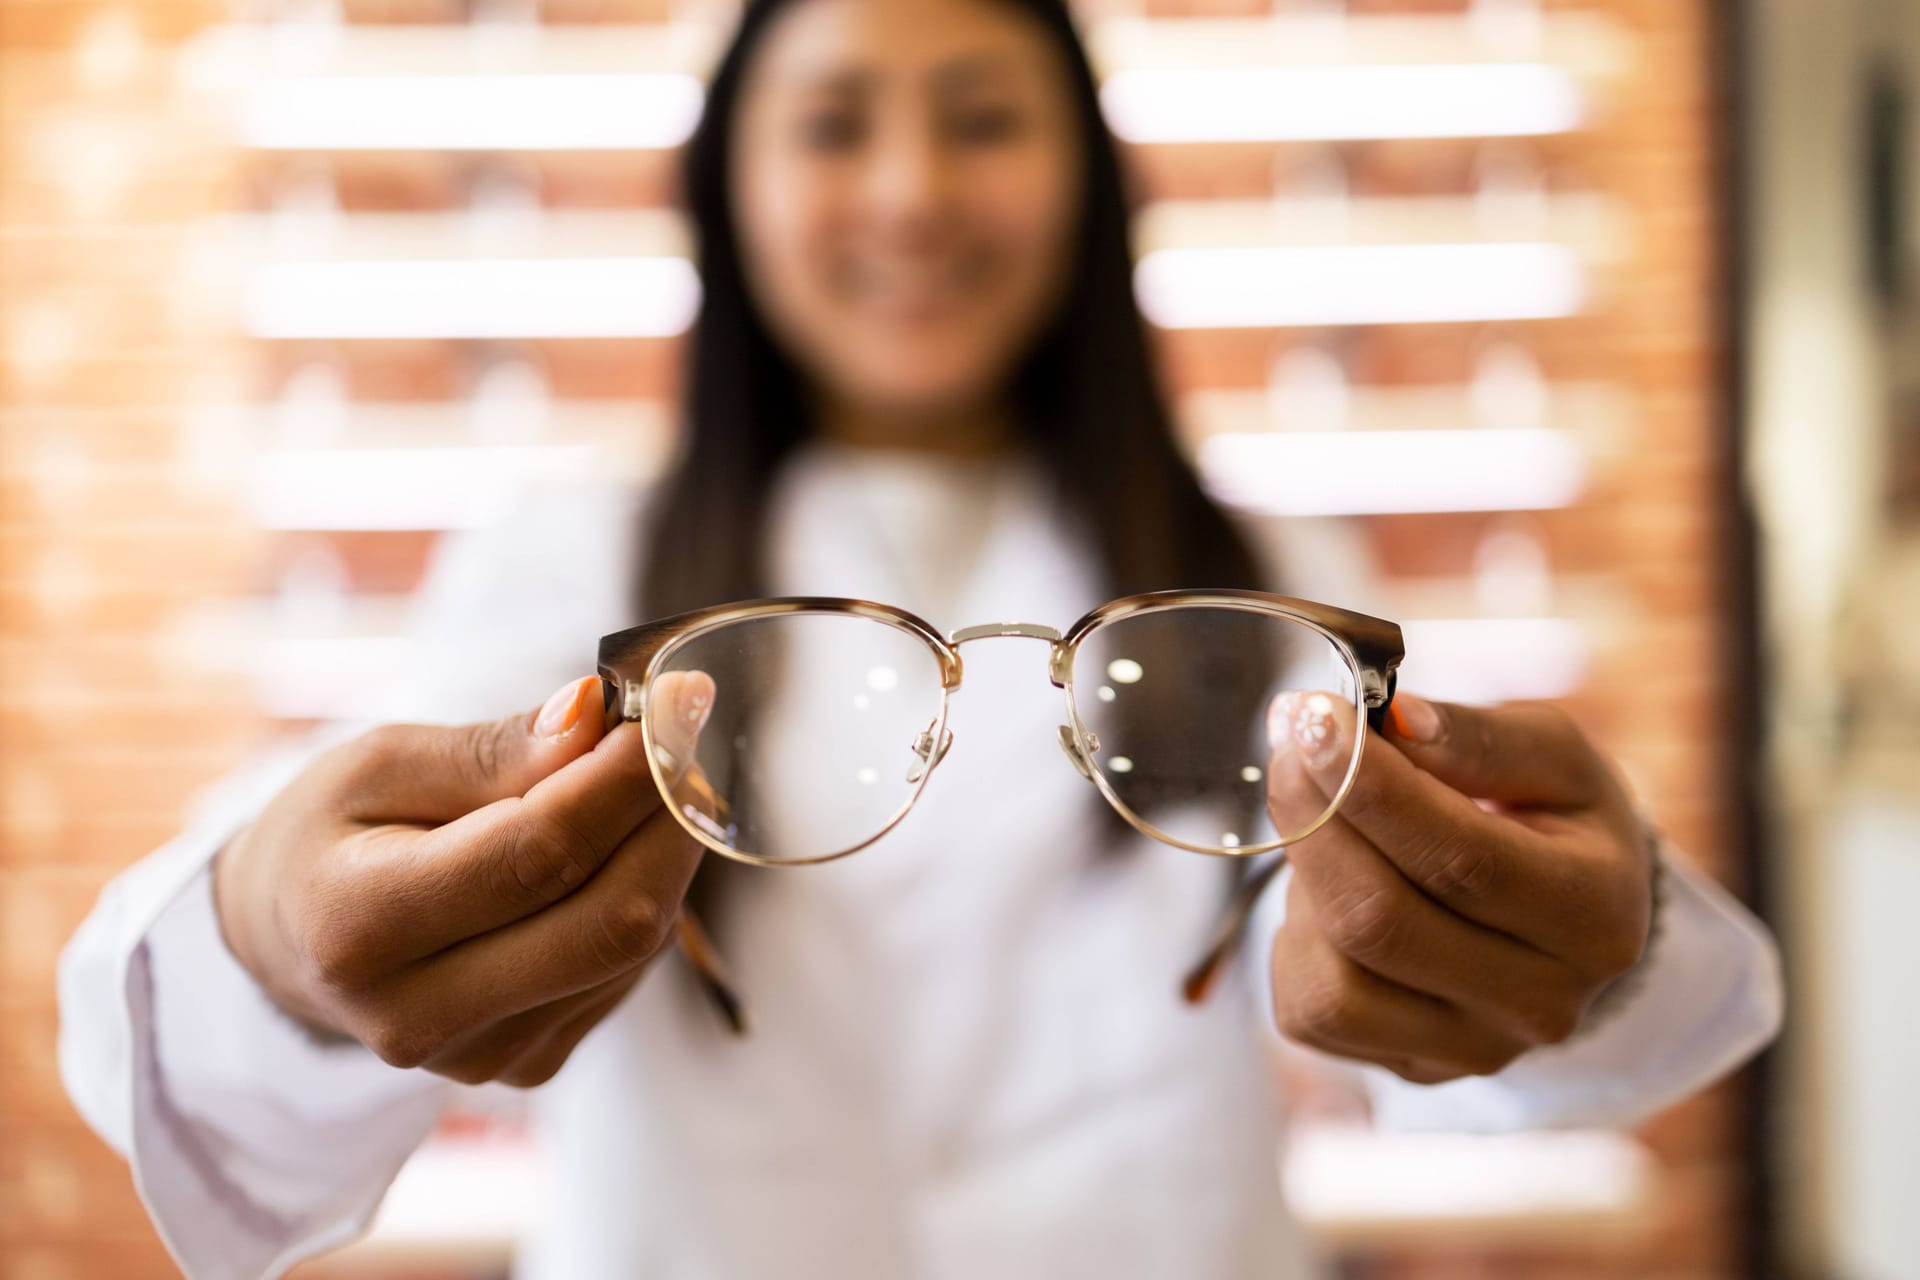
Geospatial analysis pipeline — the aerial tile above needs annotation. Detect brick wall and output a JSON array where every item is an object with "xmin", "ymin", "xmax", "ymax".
[
  {"xmin": 0, "ymin": 1, "xmax": 1757, "ymax": 1276},
  {"xmin": 2, "ymin": 2, "xmax": 255, "ymax": 1276}
]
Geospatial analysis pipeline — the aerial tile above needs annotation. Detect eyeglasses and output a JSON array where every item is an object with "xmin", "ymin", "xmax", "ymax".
[{"xmin": 597, "ymin": 590, "xmax": 1403, "ymax": 1032}]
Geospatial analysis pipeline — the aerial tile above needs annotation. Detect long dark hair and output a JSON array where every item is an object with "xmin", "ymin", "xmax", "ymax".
[{"xmin": 641, "ymin": 0, "xmax": 1271, "ymax": 937}]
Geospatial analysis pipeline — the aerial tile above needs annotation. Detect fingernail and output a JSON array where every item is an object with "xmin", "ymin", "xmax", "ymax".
[
  {"xmin": 1388, "ymin": 693, "xmax": 1441, "ymax": 744},
  {"xmin": 1289, "ymin": 691, "xmax": 1344, "ymax": 771},
  {"xmin": 1266, "ymin": 691, "xmax": 1298, "ymax": 753},
  {"xmin": 650, "ymin": 671, "xmax": 714, "ymax": 777},
  {"xmin": 677, "ymin": 671, "xmax": 713, "ymax": 734},
  {"xmin": 535, "ymin": 677, "xmax": 591, "ymax": 738}
]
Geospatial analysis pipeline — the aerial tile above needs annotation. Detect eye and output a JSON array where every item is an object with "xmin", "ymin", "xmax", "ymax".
[
  {"xmin": 798, "ymin": 110, "xmax": 864, "ymax": 152},
  {"xmin": 944, "ymin": 104, "xmax": 1025, "ymax": 146}
]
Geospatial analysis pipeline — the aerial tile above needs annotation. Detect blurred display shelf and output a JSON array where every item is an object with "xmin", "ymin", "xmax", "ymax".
[
  {"xmin": 1087, "ymin": 13, "xmax": 1632, "ymax": 77},
  {"xmin": 197, "ymin": 198, "xmax": 1614, "ymax": 262},
  {"xmin": 195, "ymin": 396, "xmax": 674, "ymax": 452},
  {"xmin": 250, "ymin": 442, "xmax": 663, "ymax": 528},
  {"xmin": 197, "ymin": 221, "xmax": 1604, "ymax": 340},
  {"xmin": 224, "ymin": 405, "xmax": 1613, "ymax": 529},
  {"xmin": 1282, "ymin": 1125, "xmax": 1659, "ymax": 1249},
  {"xmin": 180, "ymin": 23, "xmax": 720, "ymax": 153},
  {"xmin": 182, "ymin": 21, "xmax": 724, "ymax": 80},
  {"xmin": 195, "ymin": 209, "xmax": 693, "ymax": 261},
  {"xmin": 1179, "ymin": 382, "xmax": 1630, "ymax": 441},
  {"xmin": 298, "ymin": 1124, "xmax": 1657, "ymax": 1271},
  {"xmin": 1090, "ymin": 12, "xmax": 1631, "ymax": 147},
  {"xmin": 1197, "ymin": 429, "xmax": 1586, "ymax": 516},
  {"xmin": 1136, "ymin": 241, "xmax": 1585, "ymax": 330},
  {"xmin": 1134, "ymin": 194, "xmax": 1627, "ymax": 258},
  {"xmin": 172, "ymin": 11, "xmax": 1633, "ymax": 155}
]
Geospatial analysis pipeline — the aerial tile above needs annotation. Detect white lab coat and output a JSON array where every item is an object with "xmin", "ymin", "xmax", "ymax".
[{"xmin": 58, "ymin": 442, "xmax": 1783, "ymax": 1280}]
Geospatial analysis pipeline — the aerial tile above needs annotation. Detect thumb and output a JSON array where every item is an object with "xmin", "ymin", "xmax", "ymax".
[{"xmin": 348, "ymin": 676, "xmax": 612, "ymax": 826}]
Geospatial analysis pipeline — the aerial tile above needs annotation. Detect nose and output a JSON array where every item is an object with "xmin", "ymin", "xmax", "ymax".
[{"xmin": 863, "ymin": 122, "xmax": 953, "ymax": 223}]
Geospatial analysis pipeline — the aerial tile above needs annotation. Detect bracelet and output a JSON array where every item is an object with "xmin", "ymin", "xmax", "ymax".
[{"xmin": 1568, "ymin": 818, "xmax": 1669, "ymax": 1040}]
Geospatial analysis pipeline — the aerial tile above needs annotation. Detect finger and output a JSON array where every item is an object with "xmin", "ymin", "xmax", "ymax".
[
  {"xmin": 348, "ymin": 671, "xmax": 715, "ymax": 954},
  {"xmin": 393, "ymin": 800, "xmax": 704, "ymax": 1037},
  {"xmin": 1383, "ymin": 693, "xmax": 1611, "ymax": 811},
  {"xmin": 1269, "ymin": 690, "xmax": 1603, "ymax": 947},
  {"xmin": 497, "ymin": 972, "xmax": 640, "ymax": 1088},
  {"xmin": 1267, "ymin": 747, "xmax": 1589, "ymax": 1044},
  {"xmin": 1271, "ymin": 887, "xmax": 1531, "ymax": 1079},
  {"xmin": 423, "ymin": 970, "xmax": 637, "ymax": 1087},
  {"xmin": 339, "ymin": 676, "xmax": 612, "ymax": 826}
]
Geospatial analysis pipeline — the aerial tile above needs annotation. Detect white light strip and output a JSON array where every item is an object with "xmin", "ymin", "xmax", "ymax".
[
  {"xmin": 251, "ymin": 445, "xmax": 620, "ymax": 530},
  {"xmin": 246, "ymin": 258, "xmax": 701, "ymax": 340},
  {"xmin": 1398, "ymin": 617, "xmax": 1589, "ymax": 703},
  {"xmin": 1284, "ymin": 1127, "xmax": 1653, "ymax": 1243},
  {"xmin": 1136, "ymin": 243, "xmax": 1585, "ymax": 329},
  {"xmin": 241, "ymin": 74, "xmax": 705, "ymax": 151},
  {"xmin": 1100, "ymin": 64, "xmax": 1582, "ymax": 144},
  {"xmin": 1197, "ymin": 429, "xmax": 1585, "ymax": 516}
]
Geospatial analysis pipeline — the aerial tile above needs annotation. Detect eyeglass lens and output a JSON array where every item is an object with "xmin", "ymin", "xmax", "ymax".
[
  {"xmin": 647, "ymin": 611, "xmax": 948, "ymax": 864},
  {"xmin": 1066, "ymin": 605, "xmax": 1363, "ymax": 853}
]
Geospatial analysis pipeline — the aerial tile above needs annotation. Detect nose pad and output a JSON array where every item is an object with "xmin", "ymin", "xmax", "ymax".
[
  {"xmin": 906, "ymin": 722, "xmax": 954, "ymax": 784},
  {"xmin": 1055, "ymin": 724, "xmax": 1100, "ymax": 780}
]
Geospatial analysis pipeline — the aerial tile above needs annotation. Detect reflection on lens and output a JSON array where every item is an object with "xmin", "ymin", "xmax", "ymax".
[
  {"xmin": 1068, "ymin": 603, "xmax": 1363, "ymax": 853},
  {"xmin": 648, "ymin": 611, "xmax": 947, "ymax": 864}
]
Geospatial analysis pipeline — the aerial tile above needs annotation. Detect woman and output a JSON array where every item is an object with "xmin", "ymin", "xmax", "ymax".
[{"xmin": 59, "ymin": 0, "xmax": 1782, "ymax": 1276}]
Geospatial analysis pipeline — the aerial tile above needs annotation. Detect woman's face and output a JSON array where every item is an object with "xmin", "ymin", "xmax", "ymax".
[{"xmin": 729, "ymin": 0, "xmax": 1086, "ymax": 426}]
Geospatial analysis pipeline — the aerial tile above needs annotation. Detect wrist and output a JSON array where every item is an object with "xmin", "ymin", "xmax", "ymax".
[
  {"xmin": 1571, "ymin": 818, "xmax": 1668, "ymax": 1039},
  {"xmin": 209, "ymin": 825, "xmax": 260, "ymax": 981},
  {"xmin": 210, "ymin": 826, "xmax": 359, "ymax": 1048}
]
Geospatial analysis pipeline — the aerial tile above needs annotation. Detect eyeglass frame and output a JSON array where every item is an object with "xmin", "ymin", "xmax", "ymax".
[{"xmin": 595, "ymin": 588, "xmax": 1404, "ymax": 1030}]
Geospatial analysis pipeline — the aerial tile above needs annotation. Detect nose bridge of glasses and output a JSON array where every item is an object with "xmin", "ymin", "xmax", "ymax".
[
  {"xmin": 948, "ymin": 621, "xmax": 1062, "ymax": 647},
  {"xmin": 947, "ymin": 621, "xmax": 1069, "ymax": 687}
]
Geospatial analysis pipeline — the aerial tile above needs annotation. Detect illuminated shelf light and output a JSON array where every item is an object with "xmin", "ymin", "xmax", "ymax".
[
  {"xmin": 183, "ymin": 22, "xmax": 723, "ymax": 152},
  {"xmin": 250, "ymin": 445, "xmax": 651, "ymax": 530},
  {"xmin": 1101, "ymin": 64, "xmax": 1582, "ymax": 144},
  {"xmin": 1198, "ymin": 428, "xmax": 1585, "ymax": 516},
  {"xmin": 246, "ymin": 257, "xmax": 701, "ymax": 339},
  {"xmin": 1285, "ymin": 1127, "xmax": 1655, "ymax": 1245},
  {"xmin": 240, "ymin": 74, "xmax": 705, "ymax": 151},
  {"xmin": 1136, "ymin": 243, "xmax": 1585, "ymax": 330}
]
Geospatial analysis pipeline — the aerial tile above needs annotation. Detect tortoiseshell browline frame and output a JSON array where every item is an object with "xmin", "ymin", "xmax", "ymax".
[{"xmin": 597, "ymin": 589, "xmax": 1404, "ymax": 1034}]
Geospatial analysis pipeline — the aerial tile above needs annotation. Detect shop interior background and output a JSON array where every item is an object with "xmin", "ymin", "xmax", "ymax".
[{"xmin": 2, "ymin": 0, "xmax": 1916, "ymax": 1276}]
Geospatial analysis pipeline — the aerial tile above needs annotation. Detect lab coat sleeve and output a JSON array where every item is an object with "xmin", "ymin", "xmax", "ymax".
[
  {"xmin": 58, "ymin": 736, "xmax": 449, "ymax": 1280},
  {"xmin": 1245, "ymin": 842, "xmax": 1783, "ymax": 1132},
  {"xmin": 56, "ymin": 486, "xmax": 644, "ymax": 1280}
]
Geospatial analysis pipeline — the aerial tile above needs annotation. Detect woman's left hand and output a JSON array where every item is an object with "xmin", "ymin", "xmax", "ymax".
[{"xmin": 1263, "ymin": 691, "xmax": 1654, "ymax": 1084}]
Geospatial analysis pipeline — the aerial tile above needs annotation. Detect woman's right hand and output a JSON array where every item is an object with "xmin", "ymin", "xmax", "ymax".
[{"xmin": 212, "ymin": 672, "xmax": 714, "ymax": 1086}]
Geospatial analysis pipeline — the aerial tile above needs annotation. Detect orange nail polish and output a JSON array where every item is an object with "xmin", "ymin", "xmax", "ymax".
[
  {"xmin": 1387, "ymin": 693, "xmax": 1441, "ymax": 743},
  {"xmin": 535, "ymin": 677, "xmax": 591, "ymax": 738}
]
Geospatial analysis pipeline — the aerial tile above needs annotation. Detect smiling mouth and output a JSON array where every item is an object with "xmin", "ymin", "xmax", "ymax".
[{"xmin": 837, "ymin": 256, "xmax": 994, "ymax": 317}]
